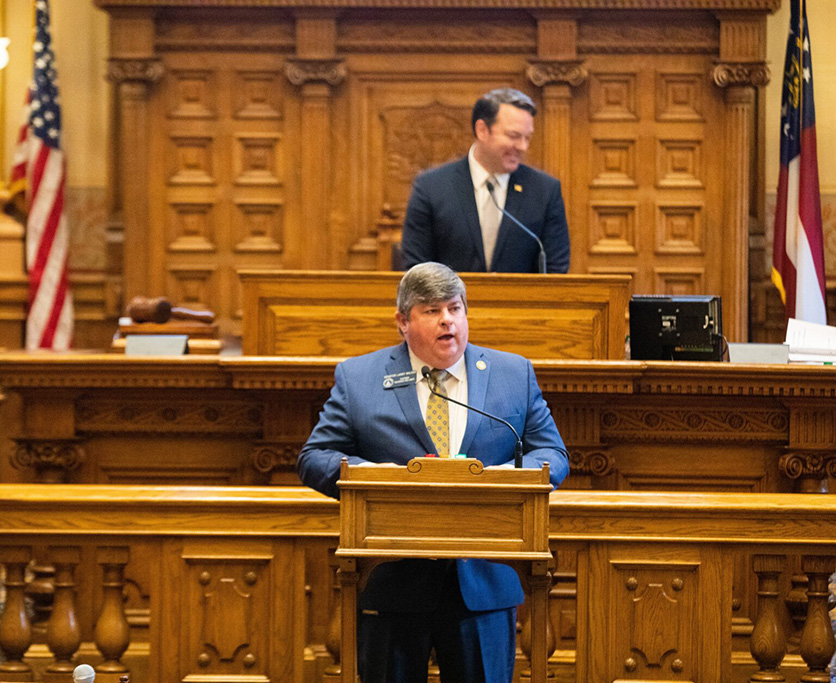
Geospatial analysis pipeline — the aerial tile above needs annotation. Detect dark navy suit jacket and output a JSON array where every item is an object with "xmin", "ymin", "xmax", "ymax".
[
  {"xmin": 401, "ymin": 157, "xmax": 570, "ymax": 273},
  {"xmin": 297, "ymin": 342, "xmax": 568, "ymax": 614}
]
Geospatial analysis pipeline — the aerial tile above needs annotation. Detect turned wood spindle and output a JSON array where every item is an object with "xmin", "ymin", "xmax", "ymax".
[
  {"xmin": 749, "ymin": 554, "xmax": 787, "ymax": 683},
  {"xmin": 94, "ymin": 547, "xmax": 131, "ymax": 675},
  {"xmin": 322, "ymin": 548, "xmax": 342, "ymax": 682},
  {"xmin": 799, "ymin": 555, "xmax": 836, "ymax": 683},
  {"xmin": 45, "ymin": 546, "xmax": 82, "ymax": 675},
  {"xmin": 0, "ymin": 547, "xmax": 34, "ymax": 680},
  {"xmin": 519, "ymin": 570, "xmax": 557, "ymax": 682}
]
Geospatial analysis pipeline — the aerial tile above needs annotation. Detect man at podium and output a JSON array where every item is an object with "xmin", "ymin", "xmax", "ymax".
[{"xmin": 297, "ymin": 262, "xmax": 568, "ymax": 683}]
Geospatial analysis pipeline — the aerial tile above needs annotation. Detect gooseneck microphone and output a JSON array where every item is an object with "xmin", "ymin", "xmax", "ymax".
[
  {"xmin": 421, "ymin": 366, "xmax": 523, "ymax": 469},
  {"xmin": 485, "ymin": 180, "xmax": 547, "ymax": 274}
]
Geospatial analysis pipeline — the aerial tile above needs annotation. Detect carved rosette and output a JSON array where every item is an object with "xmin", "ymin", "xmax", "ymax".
[
  {"xmin": 106, "ymin": 58, "xmax": 165, "ymax": 84},
  {"xmin": 568, "ymin": 448, "xmax": 614, "ymax": 477},
  {"xmin": 711, "ymin": 62, "xmax": 770, "ymax": 88},
  {"xmin": 12, "ymin": 439, "xmax": 85, "ymax": 481},
  {"xmin": 251, "ymin": 442, "xmax": 301, "ymax": 474},
  {"xmin": 778, "ymin": 451, "xmax": 836, "ymax": 481},
  {"xmin": 526, "ymin": 60, "xmax": 588, "ymax": 88},
  {"xmin": 285, "ymin": 59, "xmax": 347, "ymax": 87}
]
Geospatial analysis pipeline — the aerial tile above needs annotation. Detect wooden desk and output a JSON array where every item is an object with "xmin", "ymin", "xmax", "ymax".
[{"xmin": 240, "ymin": 270, "xmax": 630, "ymax": 359}]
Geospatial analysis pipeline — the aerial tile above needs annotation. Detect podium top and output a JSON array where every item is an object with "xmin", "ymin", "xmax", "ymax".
[{"xmin": 338, "ymin": 457, "xmax": 551, "ymax": 490}]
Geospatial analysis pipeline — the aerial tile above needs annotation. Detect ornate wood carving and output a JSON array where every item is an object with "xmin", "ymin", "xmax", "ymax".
[
  {"xmin": 568, "ymin": 447, "xmax": 614, "ymax": 476},
  {"xmin": 285, "ymin": 59, "xmax": 346, "ymax": 87},
  {"xmin": 600, "ymin": 407, "xmax": 788, "ymax": 442},
  {"xmin": 526, "ymin": 60, "xmax": 588, "ymax": 87},
  {"xmin": 106, "ymin": 58, "xmax": 164, "ymax": 84},
  {"xmin": 749, "ymin": 554, "xmax": 787, "ymax": 682},
  {"xmin": 12, "ymin": 440, "xmax": 86, "ymax": 482},
  {"xmin": 76, "ymin": 399, "xmax": 263, "ymax": 435},
  {"xmin": 712, "ymin": 61, "xmax": 771, "ymax": 88}
]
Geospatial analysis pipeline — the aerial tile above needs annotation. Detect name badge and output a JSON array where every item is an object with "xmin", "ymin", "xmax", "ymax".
[{"xmin": 382, "ymin": 371, "xmax": 417, "ymax": 389}]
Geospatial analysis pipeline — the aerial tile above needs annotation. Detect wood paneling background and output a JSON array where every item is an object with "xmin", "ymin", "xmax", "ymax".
[{"xmin": 82, "ymin": 0, "xmax": 779, "ymax": 346}]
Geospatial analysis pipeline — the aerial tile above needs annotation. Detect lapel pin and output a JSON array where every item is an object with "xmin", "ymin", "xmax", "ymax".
[
  {"xmin": 476, "ymin": 360, "xmax": 487, "ymax": 370},
  {"xmin": 514, "ymin": 184, "xmax": 522, "ymax": 192}
]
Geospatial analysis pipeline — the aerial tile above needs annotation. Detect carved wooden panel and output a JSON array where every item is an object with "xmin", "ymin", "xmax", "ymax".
[
  {"xmin": 149, "ymin": 52, "xmax": 289, "ymax": 338},
  {"xmin": 587, "ymin": 544, "xmax": 723, "ymax": 683},
  {"xmin": 572, "ymin": 52, "xmax": 724, "ymax": 305}
]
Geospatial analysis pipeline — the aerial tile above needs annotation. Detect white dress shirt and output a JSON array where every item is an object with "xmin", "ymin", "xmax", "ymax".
[{"xmin": 468, "ymin": 144, "xmax": 509, "ymax": 269}]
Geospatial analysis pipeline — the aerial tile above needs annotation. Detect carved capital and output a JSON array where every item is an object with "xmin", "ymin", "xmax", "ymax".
[
  {"xmin": 527, "ymin": 59, "xmax": 588, "ymax": 88},
  {"xmin": 568, "ymin": 448, "xmax": 614, "ymax": 476},
  {"xmin": 252, "ymin": 442, "xmax": 301, "ymax": 474},
  {"xmin": 12, "ymin": 439, "xmax": 85, "ymax": 481},
  {"xmin": 712, "ymin": 61, "xmax": 770, "ymax": 88},
  {"xmin": 106, "ymin": 58, "xmax": 165, "ymax": 84},
  {"xmin": 778, "ymin": 450, "xmax": 836, "ymax": 480},
  {"xmin": 285, "ymin": 59, "xmax": 346, "ymax": 87}
]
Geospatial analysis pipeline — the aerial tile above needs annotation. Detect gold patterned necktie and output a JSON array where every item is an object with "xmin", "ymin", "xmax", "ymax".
[{"xmin": 425, "ymin": 369, "xmax": 450, "ymax": 457}]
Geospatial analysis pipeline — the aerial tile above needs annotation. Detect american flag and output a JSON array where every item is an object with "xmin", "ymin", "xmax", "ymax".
[
  {"xmin": 10, "ymin": 0, "xmax": 73, "ymax": 350},
  {"xmin": 772, "ymin": 0, "xmax": 827, "ymax": 324}
]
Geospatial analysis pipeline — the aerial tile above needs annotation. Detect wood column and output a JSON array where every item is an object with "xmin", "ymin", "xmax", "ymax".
[
  {"xmin": 749, "ymin": 555, "xmax": 787, "ymax": 682},
  {"xmin": 712, "ymin": 14, "xmax": 770, "ymax": 342},
  {"xmin": 798, "ymin": 556, "xmax": 836, "ymax": 682},
  {"xmin": 43, "ymin": 547, "xmax": 82, "ymax": 682},
  {"xmin": 0, "ymin": 547, "xmax": 34, "ymax": 681},
  {"xmin": 527, "ymin": 14, "xmax": 587, "ymax": 217},
  {"xmin": 285, "ymin": 12, "xmax": 346, "ymax": 269},
  {"xmin": 105, "ymin": 10, "xmax": 163, "ymax": 305}
]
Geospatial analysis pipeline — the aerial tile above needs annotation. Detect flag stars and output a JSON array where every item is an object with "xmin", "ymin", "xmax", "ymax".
[{"xmin": 803, "ymin": 67, "xmax": 811, "ymax": 82}]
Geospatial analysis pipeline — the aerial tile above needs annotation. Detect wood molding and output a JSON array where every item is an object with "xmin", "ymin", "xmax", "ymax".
[{"xmin": 96, "ymin": 0, "xmax": 781, "ymax": 9}]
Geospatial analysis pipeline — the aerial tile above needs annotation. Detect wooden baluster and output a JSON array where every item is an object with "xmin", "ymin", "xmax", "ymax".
[
  {"xmin": 94, "ymin": 547, "xmax": 131, "ymax": 680},
  {"xmin": 43, "ymin": 546, "xmax": 81, "ymax": 683},
  {"xmin": 749, "ymin": 554, "xmax": 787, "ymax": 683},
  {"xmin": 322, "ymin": 549, "xmax": 342, "ymax": 682},
  {"xmin": 0, "ymin": 547, "xmax": 34, "ymax": 681},
  {"xmin": 799, "ymin": 555, "xmax": 836, "ymax": 683}
]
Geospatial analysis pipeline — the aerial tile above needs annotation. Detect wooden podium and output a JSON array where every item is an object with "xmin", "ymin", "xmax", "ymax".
[{"xmin": 335, "ymin": 457, "xmax": 553, "ymax": 682}]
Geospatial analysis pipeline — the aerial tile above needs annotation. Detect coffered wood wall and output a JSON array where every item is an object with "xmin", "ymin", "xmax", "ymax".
[{"xmin": 95, "ymin": 0, "xmax": 778, "ymax": 344}]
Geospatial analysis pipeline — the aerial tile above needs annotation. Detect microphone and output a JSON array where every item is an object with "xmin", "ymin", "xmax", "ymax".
[
  {"xmin": 421, "ymin": 366, "xmax": 523, "ymax": 469},
  {"xmin": 73, "ymin": 665, "xmax": 96, "ymax": 683},
  {"xmin": 486, "ymin": 180, "xmax": 547, "ymax": 274}
]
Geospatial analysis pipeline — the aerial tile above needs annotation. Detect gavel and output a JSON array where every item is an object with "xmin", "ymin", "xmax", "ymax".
[{"xmin": 127, "ymin": 296, "xmax": 215, "ymax": 324}]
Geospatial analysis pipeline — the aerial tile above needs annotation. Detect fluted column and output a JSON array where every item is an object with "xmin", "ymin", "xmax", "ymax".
[
  {"xmin": 94, "ymin": 547, "xmax": 131, "ymax": 679},
  {"xmin": 105, "ymin": 10, "xmax": 163, "ymax": 303},
  {"xmin": 798, "ymin": 556, "xmax": 836, "ymax": 683},
  {"xmin": 527, "ymin": 14, "xmax": 587, "ymax": 216},
  {"xmin": 711, "ymin": 13, "xmax": 770, "ymax": 342},
  {"xmin": 0, "ymin": 547, "xmax": 34, "ymax": 681},
  {"xmin": 779, "ymin": 402, "xmax": 836, "ymax": 493},
  {"xmin": 285, "ymin": 11, "xmax": 346, "ymax": 270},
  {"xmin": 749, "ymin": 555, "xmax": 787, "ymax": 682},
  {"xmin": 43, "ymin": 547, "xmax": 81, "ymax": 682}
]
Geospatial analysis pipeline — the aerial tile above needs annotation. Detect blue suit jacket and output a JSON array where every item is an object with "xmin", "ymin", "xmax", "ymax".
[
  {"xmin": 401, "ymin": 157, "xmax": 570, "ymax": 273},
  {"xmin": 297, "ymin": 342, "xmax": 568, "ymax": 613}
]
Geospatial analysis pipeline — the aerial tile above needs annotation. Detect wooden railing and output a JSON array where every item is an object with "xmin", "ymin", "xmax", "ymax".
[{"xmin": 0, "ymin": 486, "xmax": 834, "ymax": 683}]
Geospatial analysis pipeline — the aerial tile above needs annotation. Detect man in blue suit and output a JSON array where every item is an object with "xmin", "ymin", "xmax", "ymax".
[
  {"xmin": 401, "ymin": 88, "xmax": 570, "ymax": 274},
  {"xmin": 297, "ymin": 262, "xmax": 569, "ymax": 683}
]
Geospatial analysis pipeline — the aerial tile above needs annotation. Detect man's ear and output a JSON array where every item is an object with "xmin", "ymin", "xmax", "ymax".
[
  {"xmin": 474, "ymin": 118, "xmax": 490, "ymax": 141},
  {"xmin": 395, "ymin": 311, "xmax": 407, "ymax": 336}
]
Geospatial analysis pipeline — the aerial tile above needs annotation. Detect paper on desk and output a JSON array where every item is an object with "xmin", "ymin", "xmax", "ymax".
[{"xmin": 785, "ymin": 318, "xmax": 836, "ymax": 361}]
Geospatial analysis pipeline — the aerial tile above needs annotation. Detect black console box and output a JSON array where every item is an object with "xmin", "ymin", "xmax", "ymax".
[{"xmin": 629, "ymin": 295, "xmax": 724, "ymax": 361}]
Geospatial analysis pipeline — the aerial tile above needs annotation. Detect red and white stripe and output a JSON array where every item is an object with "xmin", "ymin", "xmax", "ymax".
[{"xmin": 12, "ymin": 103, "xmax": 73, "ymax": 350}]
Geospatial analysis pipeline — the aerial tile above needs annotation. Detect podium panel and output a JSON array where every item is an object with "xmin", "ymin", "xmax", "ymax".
[{"xmin": 240, "ymin": 270, "xmax": 630, "ymax": 359}]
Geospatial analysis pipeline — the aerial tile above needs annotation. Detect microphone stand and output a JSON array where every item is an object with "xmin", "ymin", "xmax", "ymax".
[
  {"xmin": 422, "ymin": 367, "xmax": 523, "ymax": 468},
  {"xmin": 486, "ymin": 181, "xmax": 547, "ymax": 274}
]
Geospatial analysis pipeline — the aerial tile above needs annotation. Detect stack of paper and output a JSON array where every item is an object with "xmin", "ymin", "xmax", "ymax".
[{"xmin": 785, "ymin": 318, "xmax": 836, "ymax": 364}]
